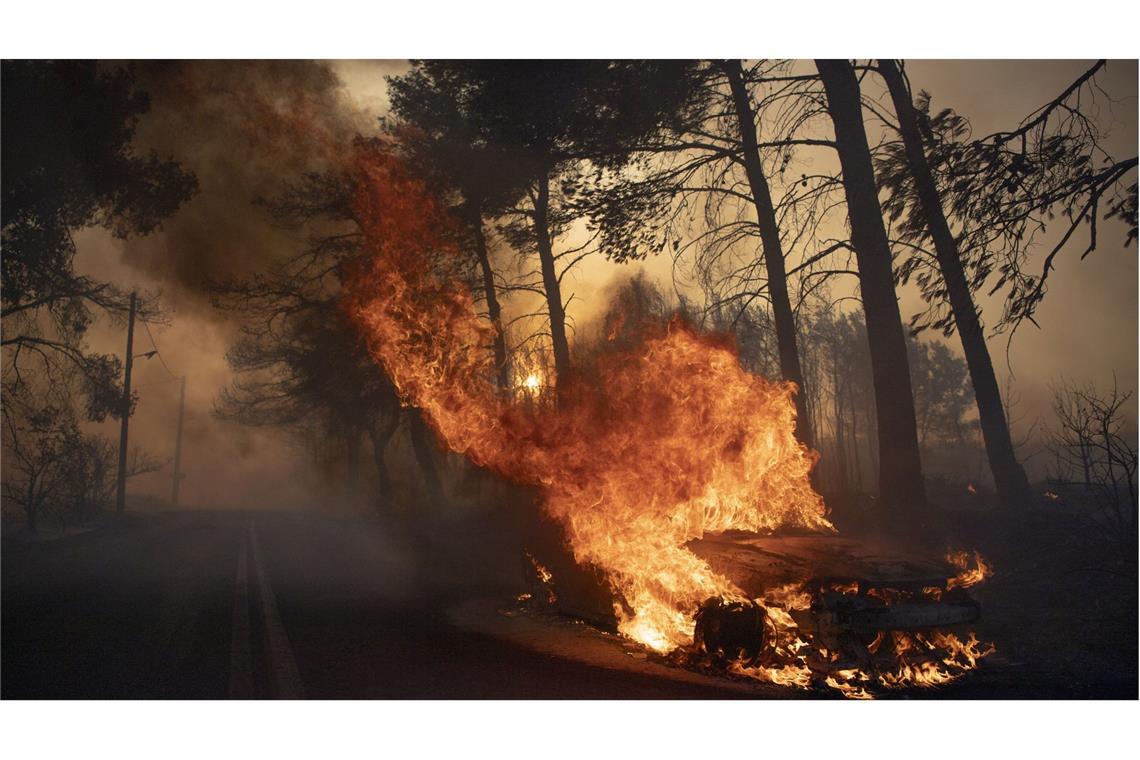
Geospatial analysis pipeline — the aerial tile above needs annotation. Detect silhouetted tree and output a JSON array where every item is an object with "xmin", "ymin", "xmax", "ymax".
[
  {"xmin": 697, "ymin": 60, "xmax": 816, "ymax": 446},
  {"xmin": 212, "ymin": 166, "xmax": 432, "ymax": 514},
  {"xmin": 965, "ymin": 62, "xmax": 1137, "ymax": 329},
  {"xmin": 2, "ymin": 377, "xmax": 161, "ymax": 531},
  {"xmin": 580, "ymin": 60, "xmax": 847, "ymax": 450},
  {"xmin": 905, "ymin": 335, "xmax": 975, "ymax": 453},
  {"xmin": 1, "ymin": 61, "xmax": 195, "ymax": 531},
  {"xmin": 1, "ymin": 394, "xmax": 75, "ymax": 533},
  {"xmin": 388, "ymin": 61, "xmax": 703, "ymax": 394},
  {"xmin": 2, "ymin": 60, "xmax": 196, "ymax": 419},
  {"xmin": 878, "ymin": 60, "xmax": 1137, "ymax": 337},
  {"xmin": 795, "ymin": 301, "xmax": 875, "ymax": 493},
  {"xmin": 1048, "ymin": 379, "xmax": 1138, "ymax": 564},
  {"xmin": 816, "ymin": 59, "xmax": 927, "ymax": 520},
  {"xmin": 215, "ymin": 293, "xmax": 406, "ymax": 511},
  {"xmin": 876, "ymin": 59, "xmax": 1033, "ymax": 512},
  {"xmin": 384, "ymin": 65, "xmax": 534, "ymax": 389}
]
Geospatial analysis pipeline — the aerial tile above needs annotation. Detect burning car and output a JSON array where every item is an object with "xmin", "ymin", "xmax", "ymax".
[
  {"xmin": 515, "ymin": 524, "xmax": 989, "ymax": 697},
  {"xmin": 347, "ymin": 151, "xmax": 994, "ymax": 698},
  {"xmin": 522, "ymin": 529, "xmax": 993, "ymax": 697},
  {"xmin": 689, "ymin": 532, "xmax": 992, "ymax": 693}
]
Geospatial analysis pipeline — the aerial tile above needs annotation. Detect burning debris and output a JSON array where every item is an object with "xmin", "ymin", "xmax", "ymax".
[
  {"xmin": 681, "ymin": 533, "xmax": 994, "ymax": 694},
  {"xmin": 946, "ymin": 549, "xmax": 992, "ymax": 591},
  {"xmin": 344, "ymin": 147, "xmax": 993, "ymax": 698},
  {"xmin": 525, "ymin": 550, "xmax": 557, "ymax": 605}
]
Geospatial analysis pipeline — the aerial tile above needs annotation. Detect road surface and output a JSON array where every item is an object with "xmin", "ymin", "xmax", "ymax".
[
  {"xmin": 2, "ymin": 510, "xmax": 754, "ymax": 699},
  {"xmin": 4, "ymin": 509, "xmax": 1134, "ymax": 699}
]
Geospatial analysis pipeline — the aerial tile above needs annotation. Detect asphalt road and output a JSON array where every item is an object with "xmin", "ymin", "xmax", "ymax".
[
  {"xmin": 5, "ymin": 509, "xmax": 1134, "ymax": 699},
  {"xmin": 2, "ymin": 510, "xmax": 752, "ymax": 699}
]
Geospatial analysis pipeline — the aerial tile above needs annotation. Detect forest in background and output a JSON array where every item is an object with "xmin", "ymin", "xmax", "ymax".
[{"xmin": 2, "ymin": 59, "xmax": 1136, "ymax": 566}]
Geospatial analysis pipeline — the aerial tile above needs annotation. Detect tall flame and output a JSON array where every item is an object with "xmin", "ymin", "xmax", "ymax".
[{"xmin": 345, "ymin": 147, "xmax": 831, "ymax": 652}]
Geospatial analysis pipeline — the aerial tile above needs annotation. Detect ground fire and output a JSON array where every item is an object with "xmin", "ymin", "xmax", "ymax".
[{"xmin": 345, "ymin": 146, "xmax": 994, "ymax": 697}]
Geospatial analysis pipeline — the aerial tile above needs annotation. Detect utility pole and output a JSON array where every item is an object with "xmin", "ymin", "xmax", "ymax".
[
  {"xmin": 115, "ymin": 292, "xmax": 137, "ymax": 514},
  {"xmin": 171, "ymin": 375, "xmax": 186, "ymax": 509}
]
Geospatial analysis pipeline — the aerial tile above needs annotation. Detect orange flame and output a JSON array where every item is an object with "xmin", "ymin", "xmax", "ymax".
[
  {"xmin": 946, "ymin": 549, "xmax": 992, "ymax": 590},
  {"xmin": 345, "ymin": 147, "xmax": 830, "ymax": 653},
  {"xmin": 525, "ymin": 550, "xmax": 557, "ymax": 604},
  {"xmin": 343, "ymin": 147, "xmax": 991, "ymax": 696},
  {"xmin": 877, "ymin": 632, "xmax": 995, "ymax": 689}
]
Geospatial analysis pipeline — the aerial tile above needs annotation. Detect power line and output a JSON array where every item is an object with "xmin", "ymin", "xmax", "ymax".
[
  {"xmin": 140, "ymin": 319, "xmax": 179, "ymax": 380},
  {"xmin": 132, "ymin": 378, "xmax": 183, "ymax": 391}
]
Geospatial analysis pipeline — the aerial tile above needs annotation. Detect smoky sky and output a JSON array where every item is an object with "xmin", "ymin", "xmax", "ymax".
[
  {"xmin": 116, "ymin": 60, "xmax": 375, "ymax": 308},
  {"xmin": 72, "ymin": 60, "xmax": 403, "ymax": 510}
]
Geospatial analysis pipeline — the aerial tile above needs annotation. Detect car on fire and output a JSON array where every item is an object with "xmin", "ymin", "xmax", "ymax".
[
  {"xmin": 689, "ymin": 531, "xmax": 987, "ymax": 676},
  {"xmin": 525, "ymin": 527, "xmax": 991, "ymax": 692}
]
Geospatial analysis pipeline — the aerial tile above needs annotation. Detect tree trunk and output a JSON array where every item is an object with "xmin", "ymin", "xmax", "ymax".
[
  {"xmin": 532, "ymin": 171, "xmax": 572, "ymax": 393},
  {"xmin": 408, "ymin": 409, "xmax": 445, "ymax": 509},
  {"xmin": 467, "ymin": 202, "xmax": 510, "ymax": 390},
  {"xmin": 831, "ymin": 348, "xmax": 849, "ymax": 493},
  {"xmin": 721, "ymin": 59, "xmax": 814, "ymax": 449},
  {"xmin": 368, "ymin": 412, "xmax": 400, "ymax": 514},
  {"xmin": 816, "ymin": 59, "xmax": 927, "ymax": 519},
  {"xmin": 849, "ymin": 405, "xmax": 864, "ymax": 492},
  {"xmin": 866, "ymin": 406, "xmax": 879, "ymax": 483},
  {"xmin": 878, "ymin": 59, "xmax": 1033, "ymax": 512}
]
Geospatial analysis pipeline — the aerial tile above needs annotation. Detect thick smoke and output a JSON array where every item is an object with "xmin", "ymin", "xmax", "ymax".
[
  {"xmin": 120, "ymin": 60, "xmax": 373, "ymax": 307},
  {"xmin": 72, "ymin": 61, "xmax": 403, "ymax": 512}
]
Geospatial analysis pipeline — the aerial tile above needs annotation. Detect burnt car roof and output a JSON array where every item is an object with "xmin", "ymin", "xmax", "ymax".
[{"xmin": 689, "ymin": 530, "xmax": 959, "ymax": 596}]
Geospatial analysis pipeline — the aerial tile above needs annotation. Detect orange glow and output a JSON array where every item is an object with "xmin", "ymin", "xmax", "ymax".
[
  {"xmin": 526, "ymin": 551, "xmax": 554, "ymax": 586},
  {"xmin": 345, "ymin": 145, "xmax": 828, "ymax": 652},
  {"xmin": 946, "ymin": 549, "xmax": 992, "ymax": 590},
  {"xmin": 877, "ymin": 632, "xmax": 996, "ymax": 689},
  {"xmin": 343, "ymin": 146, "xmax": 991, "ymax": 697}
]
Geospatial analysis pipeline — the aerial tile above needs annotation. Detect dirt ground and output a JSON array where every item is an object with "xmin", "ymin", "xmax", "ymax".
[
  {"xmin": 811, "ymin": 489, "xmax": 1138, "ymax": 698},
  {"xmin": 931, "ymin": 507, "xmax": 1136, "ymax": 698}
]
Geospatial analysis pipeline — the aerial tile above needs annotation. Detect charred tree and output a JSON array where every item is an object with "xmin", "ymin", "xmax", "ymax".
[
  {"xmin": 720, "ymin": 59, "xmax": 814, "ymax": 448},
  {"xmin": 878, "ymin": 59, "xmax": 1032, "ymax": 512},
  {"xmin": 465, "ymin": 202, "xmax": 510, "ymax": 389},
  {"xmin": 532, "ymin": 171, "xmax": 572, "ymax": 390},
  {"xmin": 816, "ymin": 59, "xmax": 927, "ymax": 518},
  {"xmin": 830, "ymin": 340, "xmax": 850, "ymax": 493}
]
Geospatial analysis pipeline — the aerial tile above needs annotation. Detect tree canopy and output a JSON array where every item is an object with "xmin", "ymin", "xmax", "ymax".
[{"xmin": 2, "ymin": 60, "xmax": 197, "ymax": 419}]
